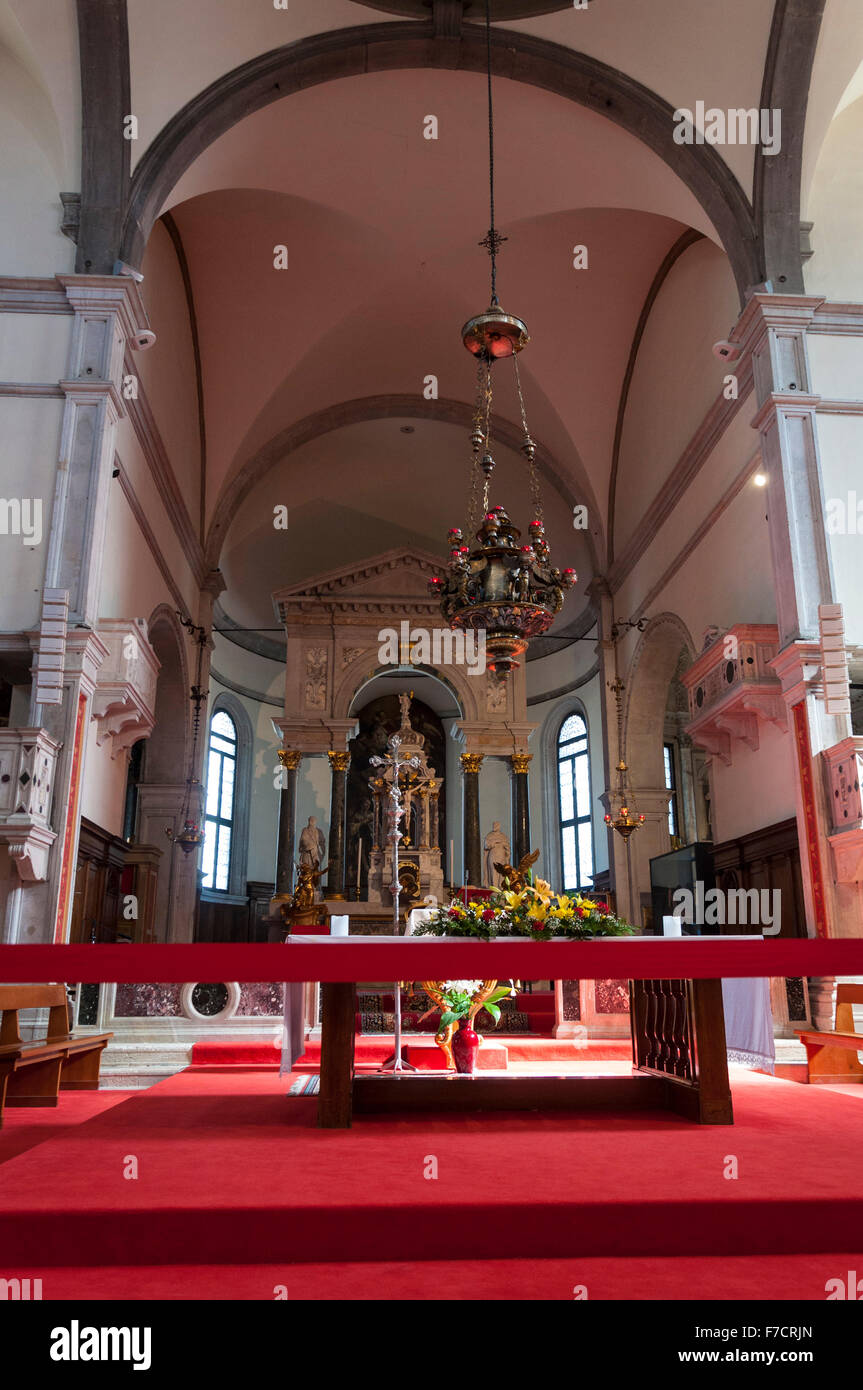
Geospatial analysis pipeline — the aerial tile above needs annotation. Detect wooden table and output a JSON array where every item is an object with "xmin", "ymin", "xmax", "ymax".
[
  {"xmin": 312, "ymin": 937, "xmax": 757, "ymax": 1129},
  {"xmin": 6, "ymin": 935, "xmax": 860, "ymax": 1128}
]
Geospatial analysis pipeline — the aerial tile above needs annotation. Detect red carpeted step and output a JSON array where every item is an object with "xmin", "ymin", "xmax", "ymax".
[
  {"xmin": 295, "ymin": 1036, "xmax": 508, "ymax": 1070},
  {"xmin": 191, "ymin": 1038, "xmax": 282, "ymax": 1066},
  {"xmin": 3, "ymin": 1069, "xmax": 863, "ymax": 1270},
  {"xmin": 7, "ymin": 1252, "xmax": 862, "ymax": 1301}
]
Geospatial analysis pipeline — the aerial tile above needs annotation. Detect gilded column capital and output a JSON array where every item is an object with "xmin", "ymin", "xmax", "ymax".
[
  {"xmin": 277, "ymin": 748, "xmax": 302, "ymax": 771},
  {"xmin": 510, "ymin": 753, "xmax": 532, "ymax": 775},
  {"xmin": 327, "ymin": 750, "xmax": 350, "ymax": 773},
  {"xmin": 460, "ymin": 752, "xmax": 484, "ymax": 775}
]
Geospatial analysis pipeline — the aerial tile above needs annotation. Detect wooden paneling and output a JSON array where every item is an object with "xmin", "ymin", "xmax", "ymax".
[
  {"xmin": 69, "ymin": 819, "xmax": 128, "ymax": 945},
  {"xmin": 711, "ymin": 816, "xmax": 806, "ymax": 938}
]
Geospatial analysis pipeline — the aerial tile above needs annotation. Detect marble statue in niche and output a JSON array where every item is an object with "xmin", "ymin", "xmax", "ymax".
[
  {"xmin": 298, "ymin": 815, "xmax": 327, "ymax": 901},
  {"xmin": 484, "ymin": 821, "xmax": 511, "ymax": 888}
]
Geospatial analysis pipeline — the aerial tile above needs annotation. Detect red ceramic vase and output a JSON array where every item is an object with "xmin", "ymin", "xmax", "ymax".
[{"xmin": 452, "ymin": 1018, "xmax": 479, "ymax": 1075}]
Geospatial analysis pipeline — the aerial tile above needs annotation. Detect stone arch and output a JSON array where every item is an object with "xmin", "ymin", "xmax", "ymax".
[
  {"xmin": 337, "ymin": 661, "xmax": 473, "ymax": 723},
  {"xmin": 119, "ymin": 22, "xmax": 759, "ymax": 297},
  {"xmin": 622, "ymin": 612, "xmax": 696, "ymax": 793},
  {"xmin": 754, "ymin": 0, "xmax": 827, "ymax": 293},
  {"xmin": 143, "ymin": 606, "xmax": 190, "ymax": 785},
  {"xmin": 204, "ymin": 393, "xmax": 602, "ymax": 577}
]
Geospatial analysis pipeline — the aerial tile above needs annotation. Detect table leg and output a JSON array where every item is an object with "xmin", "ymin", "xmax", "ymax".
[
  {"xmin": 318, "ymin": 981, "xmax": 356, "ymax": 1128},
  {"xmin": 690, "ymin": 977, "xmax": 733, "ymax": 1124}
]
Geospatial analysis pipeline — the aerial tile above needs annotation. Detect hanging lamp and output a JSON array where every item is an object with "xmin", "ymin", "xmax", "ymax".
[
  {"xmin": 165, "ymin": 618, "xmax": 208, "ymax": 855},
  {"xmin": 429, "ymin": 0, "xmax": 576, "ymax": 675},
  {"xmin": 603, "ymin": 676, "xmax": 646, "ymax": 841}
]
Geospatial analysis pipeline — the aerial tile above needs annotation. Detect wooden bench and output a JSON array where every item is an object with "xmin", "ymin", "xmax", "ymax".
[
  {"xmin": 797, "ymin": 985, "xmax": 863, "ymax": 1084},
  {"xmin": 0, "ymin": 985, "xmax": 113, "ymax": 1125}
]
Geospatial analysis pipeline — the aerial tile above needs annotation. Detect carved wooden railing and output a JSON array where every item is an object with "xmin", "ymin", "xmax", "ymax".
[{"xmin": 631, "ymin": 977, "xmax": 732, "ymax": 1124}]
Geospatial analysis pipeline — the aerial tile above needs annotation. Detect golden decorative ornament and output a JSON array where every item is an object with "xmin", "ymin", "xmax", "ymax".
[
  {"xmin": 419, "ymin": 979, "xmax": 500, "ymax": 1071},
  {"xmin": 510, "ymin": 753, "xmax": 532, "ymax": 774},
  {"xmin": 327, "ymin": 750, "xmax": 350, "ymax": 772},
  {"xmin": 460, "ymin": 752, "xmax": 485, "ymax": 774},
  {"xmin": 277, "ymin": 748, "xmax": 302, "ymax": 771}
]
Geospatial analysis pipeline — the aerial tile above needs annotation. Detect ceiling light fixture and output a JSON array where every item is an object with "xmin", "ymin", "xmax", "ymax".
[{"xmin": 430, "ymin": 0, "xmax": 575, "ymax": 675}]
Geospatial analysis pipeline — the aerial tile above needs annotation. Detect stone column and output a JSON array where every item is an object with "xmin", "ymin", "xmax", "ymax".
[
  {"xmin": 429, "ymin": 787, "xmax": 440, "ymax": 855},
  {"xmin": 8, "ymin": 277, "xmax": 150, "ymax": 944},
  {"xmin": 590, "ymin": 577, "xmax": 634, "ymax": 922},
  {"xmin": 460, "ymin": 752, "xmax": 484, "ymax": 888},
  {"xmin": 510, "ymin": 753, "xmax": 532, "ymax": 863},
  {"xmin": 735, "ymin": 297, "xmax": 852, "ymax": 961},
  {"xmin": 326, "ymin": 750, "xmax": 350, "ymax": 900},
  {"xmin": 272, "ymin": 749, "xmax": 302, "ymax": 912}
]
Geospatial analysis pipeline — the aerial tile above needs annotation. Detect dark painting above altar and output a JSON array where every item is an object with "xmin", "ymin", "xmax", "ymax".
[{"xmin": 346, "ymin": 691, "xmax": 446, "ymax": 901}]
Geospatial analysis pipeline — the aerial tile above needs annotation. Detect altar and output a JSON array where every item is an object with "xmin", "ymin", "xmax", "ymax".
[{"xmin": 288, "ymin": 936, "xmax": 767, "ymax": 1130}]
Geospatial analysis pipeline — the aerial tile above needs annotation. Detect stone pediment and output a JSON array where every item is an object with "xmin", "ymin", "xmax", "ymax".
[{"xmin": 273, "ymin": 547, "xmax": 445, "ymax": 620}]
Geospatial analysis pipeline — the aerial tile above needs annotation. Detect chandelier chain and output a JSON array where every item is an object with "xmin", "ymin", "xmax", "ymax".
[
  {"xmin": 482, "ymin": 0, "xmax": 504, "ymax": 306},
  {"xmin": 514, "ymin": 353, "xmax": 543, "ymax": 523}
]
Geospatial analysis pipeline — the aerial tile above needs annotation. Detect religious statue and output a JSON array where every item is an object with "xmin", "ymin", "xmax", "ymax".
[
  {"xmin": 493, "ymin": 847, "xmax": 540, "ymax": 893},
  {"xmin": 279, "ymin": 861, "xmax": 329, "ymax": 931},
  {"xmin": 298, "ymin": 816, "xmax": 326, "ymax": 901},
  {"xmin": 484, "ymin": 821, "xmax": 511, "ymax": 888}
]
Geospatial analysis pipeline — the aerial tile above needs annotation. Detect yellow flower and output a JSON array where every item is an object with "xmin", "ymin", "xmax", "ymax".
[
  {"xmin": 501, "ymin": 889, "xmax": 527, "ymax": 910},
  {"xmin": 534, "ymin": 878, "xmax": 553, "ymax": 902},
  {"xmin": 554, "ymin": 893, "xmax": 572, "ymax": 912},
  {"xmin": 579, "ymin": 898, "xmax": 597, "ymax": 913},
  {"xmin": 529, "ymin": 899, "xmax": 549, "ymax": 922}
]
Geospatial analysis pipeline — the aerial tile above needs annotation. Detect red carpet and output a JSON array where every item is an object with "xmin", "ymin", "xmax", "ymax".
[
  {"xmin": 190, "ymin": 1036, "xmax": 634, "ymax": 1068},
  {"xmin": 5, "ymin": 1253, "xmax": 861, "ymax": 1301},
  {"xmin": 1, "ymin": 1067, "xmax": 863, "ymax": 1279},
  {"xmin": 0, "ymin": 1089, "xmax": 135, "ymax": 1164}
]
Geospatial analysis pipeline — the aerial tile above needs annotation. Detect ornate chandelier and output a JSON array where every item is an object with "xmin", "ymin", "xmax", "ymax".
[{"xmin": 429, "ymin": 1, "xmax": 575, "ymax": 676}]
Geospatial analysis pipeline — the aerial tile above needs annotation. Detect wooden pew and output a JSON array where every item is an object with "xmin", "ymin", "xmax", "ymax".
[
  {"xmin": 0, "ymin": 985, "xmax": 113, "ymax": 1125},
  {"xmin": 797, "ymin": 984, "xmax": 863, "ymax": 1084}
]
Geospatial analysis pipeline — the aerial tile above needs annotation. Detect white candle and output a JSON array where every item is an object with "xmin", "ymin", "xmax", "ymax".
[
  {"xmin": 356, "ymin": 836, "xmax": 362, "ymax": 888},
  {"xmin": 662, "ymin": 915, "xmax": 682, "ymax": 937},
  {"xmin": 330, "ymin": 916, "xmax": 350, "ymax": 936},
  {"xmin": 450, "ymin": 838, "xmax": 454, "ymax": 887}
]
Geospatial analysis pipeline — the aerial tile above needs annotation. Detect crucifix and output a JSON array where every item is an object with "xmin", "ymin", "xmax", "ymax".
[{"xmin": 370, "ymin": 729, "xmax": 422, "ymax": 1072}]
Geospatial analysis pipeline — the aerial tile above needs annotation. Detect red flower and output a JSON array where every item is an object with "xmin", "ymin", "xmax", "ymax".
[
  {"xmin": 530, "ymin": 918, "xmax": 547, "ymax": 931},
  {"xmin": 577, "ymin": 905, "xmax": 586, "ymax": 918},
  {"xmin": 481, "ymin": 909, "xmax": 495, "ymax": 923},
  {"xmin": 448, "ymin": 908, "xmax": 460, "ymax": 919}
]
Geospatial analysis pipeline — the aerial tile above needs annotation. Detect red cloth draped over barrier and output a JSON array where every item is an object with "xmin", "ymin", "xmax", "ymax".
[{"xmin": 1, "ymin": 937, "xmax": 862, "ymax": 981}]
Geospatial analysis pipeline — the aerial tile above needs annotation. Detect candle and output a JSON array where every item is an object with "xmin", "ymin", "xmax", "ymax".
[
  {"xmin": 330, "ymin": 916, "xmax": 349, "ymax": 937},
  {"xmin": 356, "ymin": 836, "xmax": 362, "ymax": 889},
  {"xmin": 662, "ymin": 915, "xmax": 682, "ymax": 937},
  {"xmin": 450, "ymin": 838, "xmax": 454, "ymax": 889}
]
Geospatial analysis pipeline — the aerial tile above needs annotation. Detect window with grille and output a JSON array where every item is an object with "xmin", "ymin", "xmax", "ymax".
[
  {"xmin": 202, "ymin": 709, "xmax": 237, "ymax": 891},
  {"xmin": 558, "ymin": 712, "xmax": 594, "ymax": 891}
]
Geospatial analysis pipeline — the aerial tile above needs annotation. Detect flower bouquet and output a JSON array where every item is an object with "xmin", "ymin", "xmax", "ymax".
[
  {"xmin": 418, "ymin": 979, "xmax": 517, "ymax": 1072},
  {"xmin": 414, "ymin": 876, "xmax": 635, "ymax": 941}
]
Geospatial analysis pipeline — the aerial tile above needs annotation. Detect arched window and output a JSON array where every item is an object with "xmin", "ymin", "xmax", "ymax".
[
  {"xmin": 202, "ymin": 709, "xmax": 237, "ymax": 892},
  {"xmin": 557, "ymin": 712, "xmax": 594, "ymax": 892}
]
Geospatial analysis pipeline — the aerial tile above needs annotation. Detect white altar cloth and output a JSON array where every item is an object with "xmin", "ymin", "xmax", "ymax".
[{"xmin": 722, "ymin": 976, "xmax": 775, "ymax": 1073}]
